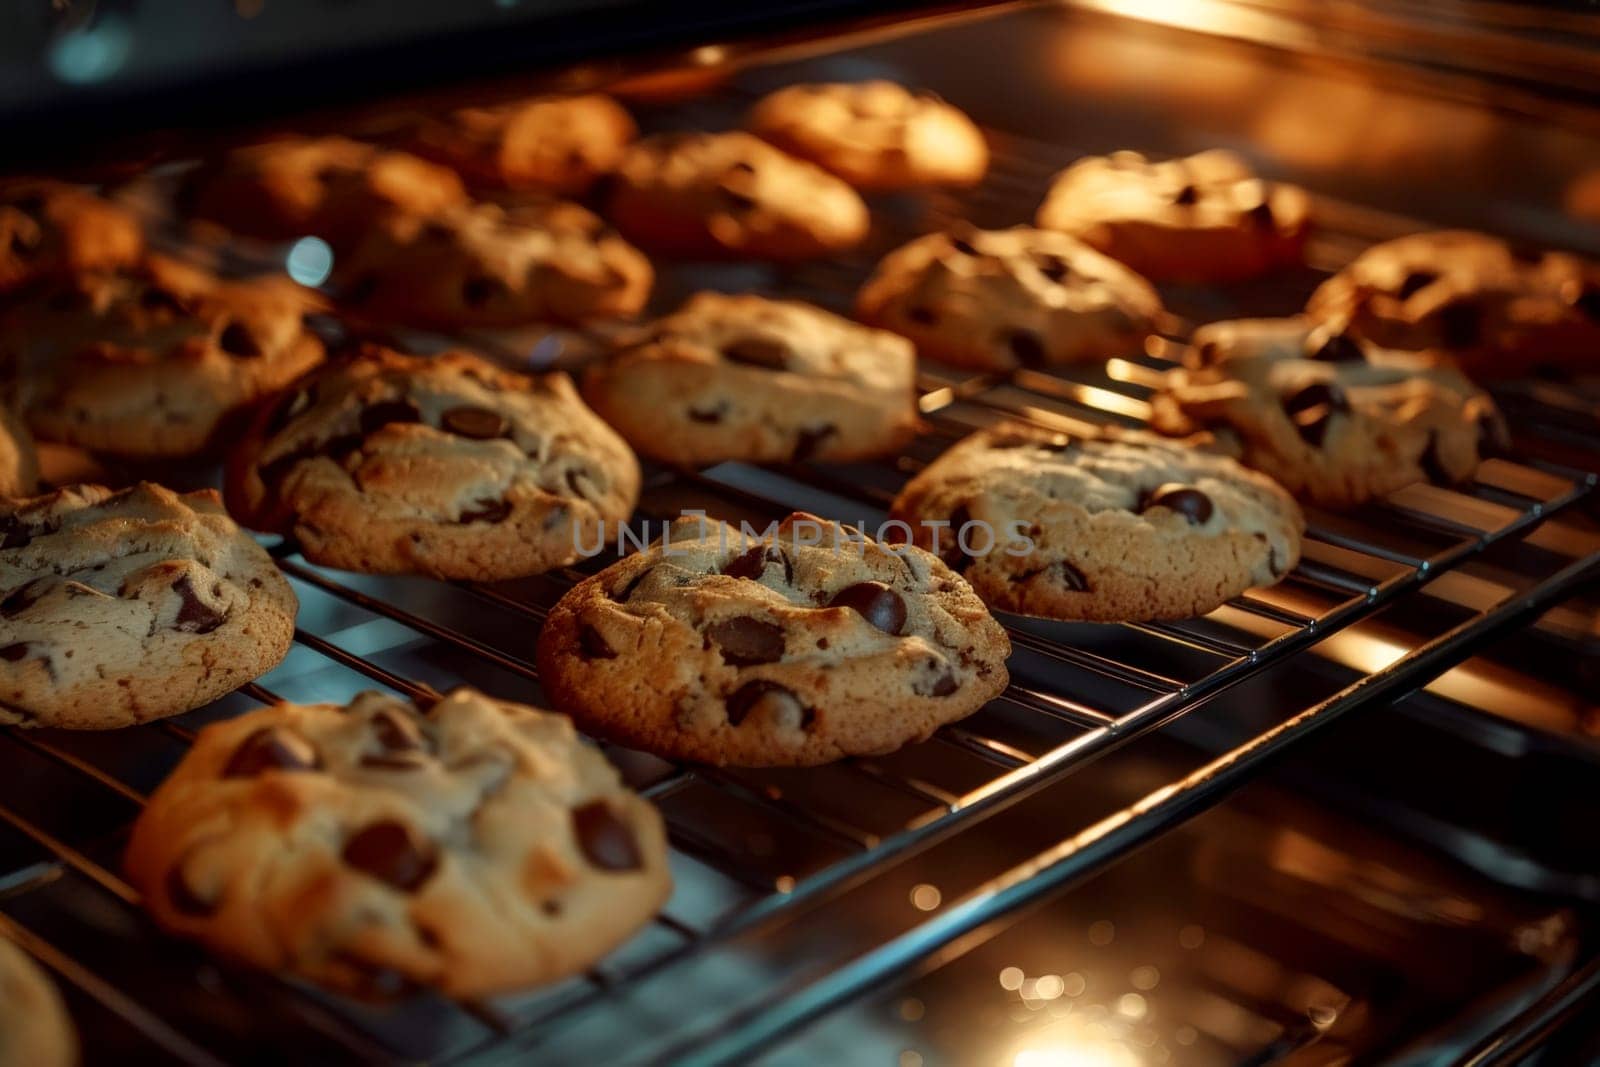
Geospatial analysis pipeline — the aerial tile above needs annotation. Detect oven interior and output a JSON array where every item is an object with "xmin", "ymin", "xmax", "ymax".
[{"xmin": 1, "ymin": 3, "xmax": 1598, "ymax": 1065}]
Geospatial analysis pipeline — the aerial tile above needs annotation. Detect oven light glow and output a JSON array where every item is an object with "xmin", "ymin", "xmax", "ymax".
[{"xmin": 1012, "ymin": 1041, "xmax": 1140, "ymax": 1067}]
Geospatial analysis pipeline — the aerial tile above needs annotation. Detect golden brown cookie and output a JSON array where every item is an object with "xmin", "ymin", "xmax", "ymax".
[
  {"xmin": 606, "ymin": 132, "xmax": 869, "ymax": 260},
  {"xmin": 2, "ymin": 255, "xmax": 325, "ymax": 460},
  {"xmin": 857, "ymin": 227, "xmax": 1164, "ymax": 372},
  {"xmin": 536, "ymin": 513, "xmax": 1011, "ymax": 767},
  {"xmin": 403, "ymin": 94, "xmax": 636, "ymax": 195},
  {"xmin": 748, "ymin": 81, "xmax": 988, "ymax": 191},
  {"xmin": 0, "ymin": 179, "xmax": 142, "ymax": 294},
  {"xmin": 582, "ymin": 292, "xmax": 920, "ymax": 467},
  {"xmin": 226, "ymin": 346, "xmax": 639, "ymax": 580},
  {"xmin": 1035, "ymin": 149, "xmax": 1310, "ymax": 283},
  {"xmin": 124, "ymin": 687, "xmax": 671, "ymax": 999}
]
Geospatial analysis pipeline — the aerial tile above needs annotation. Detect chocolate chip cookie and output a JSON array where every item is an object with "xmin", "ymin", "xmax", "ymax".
[
  {"xmin": 334, "ymin": 199, "xmax": 652, "ymax": 328},
  {"xmin": 605, "ymin": 132, "xmax": 870, "ymax": 260},
  {"xmin": 1149, "ymin": 317, "xmax": 1507, "ymax": 508},
  {"xmin": 582, "ymin": 292, "xmax": 921, "ymax": 467},
  {"xmin": 748, "ymin": 81, "xmax": 988, "ymax": 191},
  {"xmin": 0, "ymin": 178, "xmax": 143, "ymax": 294},
  {"xmin": 856, "ymin": 227, "xmax": 1164, "ymax": 372},
  {"xmin": 187, "ymin": 136, "xmax": 467, "ymax": 248},
  {"xmin": 0, "ymin": 405, "xmax": 37, "ymax": 497},
  {"xmin": 536, "ymin": 512, "xmax": 1011, "ymax": 767},
  {"xmin": 402, "ymin": 94, "xmax": 636, "ymax": 195},
  {"xmin": 124, "ymin": 687, "xmax": 670, "ymax": 999},
  {"xmin": 890, "ymin": 426, "xmax": 1303, "ymax": 622},
  {"xmin": 2, "ymin": 255, "xmax": 326, "ymax": 459},
  {"xmin": 1035, "ymin": 149, "xmax": 1310, "ymax": 283},
  {"xmin": 226, "ymin": 346, "xmax": 639, "ymax": 580},
  {"xmin": 0, "ymin": 936, "xmax": 77, "ymax": 1067},
  {"xmin": 1304, "ymin": 230, "xmax": 1600, "ymax": 376},
  {"xmin": 0, "ymin": 483, "xmax": 298, "ymax": 730}
]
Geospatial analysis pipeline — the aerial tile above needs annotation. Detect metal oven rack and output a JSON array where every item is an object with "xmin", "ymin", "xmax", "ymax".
[{"xmin": 4, "ymin": 29, "xmax": 1600, "ymax": 1067}]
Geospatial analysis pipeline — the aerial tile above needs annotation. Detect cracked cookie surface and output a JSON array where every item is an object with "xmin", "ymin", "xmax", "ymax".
[
  {"xmin": 226, "ymin": 346, "xmax": 640, "ymax": 580},
  {"xmin": 0, "ymin": 483, "xmax": 297, "ymax": 729},
  {"xmin": 402, "ymin": 94, "xmax": 636, "ymax": 195},
  {"xmin": 0, "ymin": 936, "xmax": 77, "ymax": 1067},
  {"xmin": 748, "ymin": 81, "xmax": 987, "ymax": 191},
  {"xmin": 187, "ymin": 136, "xmax": 467, "ymax": 248},
  {"xmin": 606, "ymin": 132, "xmax": 869, "ymax": 260},
  {"xmin": 891, "ymin": 427, "xmax": 1303, "ymax": 622},
  {"xmin": 124, "ymin": 687, "xmax": 670, "ymax": 999},
  {"xmin": 1305, "ymin": 230, "xmax": 1600, "ymax": 376},
  {"xmin": 1150, "ymin": 317, "xmax": 1507, "ymax": 508},
  {"xmin": 334, "ymin": 199, "xmax": 651, "ymax": 328},
  {"xmin": 582, "ymin": 291, "xmax": 920, "ymax": 466},
  {"xmin": 536, "ymin": 512, "xmax": 1011, "ymax": 767},
  {"xmin": 856, "ymin": 227, "xmax": 1164, "ymax": 372},
  {"xmin": 1035, "ymin": 149, "xmax": 1310, "ymax": 283},
  {"xmin": 1, "ymin": 178, "xmax": 142, "ymax": 294},
  {"xmin": 2, "ymin": 254, "xmax": 326, "ymax": 459}
]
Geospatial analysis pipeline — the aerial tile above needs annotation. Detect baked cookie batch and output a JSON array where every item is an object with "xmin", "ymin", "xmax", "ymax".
[{"xmin": 0, "ymin": 77, "xmax": 1588, "ymax": 1022}]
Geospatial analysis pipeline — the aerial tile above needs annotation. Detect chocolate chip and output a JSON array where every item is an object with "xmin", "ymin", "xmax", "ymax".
[
  {"xmin": 441, "ymin": 405, "xmax": 510, "ymax": 440},
  {"xmin": 166, "ymin": 864, "xmax": 218, "ymax": 917},
  {"xmin": 342, "ymin": 821, "xmax": 437, "ymax": 892},
  {"xmin": 949, "ymin": 235, "xmax": 979, "ymax": 256},
  {"xmin": 139, "ymin": 286, "xmax": 188, "ymax": 314},
  {"xmin": 1006, "ymin": 329, "xmax": 1047, "ymax": 368},
  {"xmin": 571, "ymin": 801, "xmax": 642, "ymax": 872},
  {"xmin": 722, "ymin": 337, "xmax": 788, "ymax": 370},
  {"xmin": 1172, "ymin": 184, "xmax": 1199, "ymax": 205},
  {"xmin": 907, "ymin": 305, "xmax": 938, "ymax": 325},
  {"xmin": 359, "ymin": 753, "xmax": 431, "ymax": 772},
  {"xmin": 827, "ymin": 581, "xmax": 907, "ymax": 635},
  {"xmin": 706, "ymin": 616, "xmax": 786, "ymax": 666},
  {"xmin": 371, "ymin": 709, "xmax": 428, "ymax": 753},
  {"xmin": 0, "ymin": 515, "xmax": 33, "ymax": 549},
  {"xmin": 222, "ymin": 726, "xmax": 320, "ymax": 778},
  {"xmin": 1022, "ymin": 560, "xmax": 1090, "ymax": 591},
  {"xmin": 725, "ymin": 679, "xmax": 808, "ymax": 728},
  {"xmin": 915, "ymin": 662, "xmax": 959, "ymax": 697},
  {"xmin": 718, "ymin": 185, "xmax": 757, "ymax": 210},
  {"xmin": 792, "ymin": 424, "xmax": 837, "ymax": 463},
  {"xmin": 613, "ymin": 565, "xmax": 655, "ymax": 602},
  {"xmin": 1438, "ymin": 300, "xmax": 1481, "ymax": 348},
  {"xmin": 0, "ymin": 578, "xmax": 48, "ymax": 617},
  {"xmin": 172, "ymin": 575, "xmax": 227, "ymax": 634},
  {"xmin": 0, "ymin": 643, "xmax": 30, "ymax": 662},
  {"xmin": 1032, "ymin": 254, "xmax": 1070, "ymax": 284},
  {"xmin": 360, "ymin": 399, "xmax": 422, "ymax": 435},
  {"xmin": 688, "ymin": 402, "xmax": 726, "ymax": 424},
  {"xmin": 1307, "ymin": 333, "xmax": 1364, "ymax": 363},
  {"xmin": 461, "ymin": 276, "xmax": 501, "ymax": 307},
  {"xmin": 1572, "ymin": 282, "xmax": 1600, "ymax": 321},
  {"xmin": 1140, "ymin": 484, "xmax": 1213, "ymax": 525},
  {"xmin": 942, "ymin": 504, "xmax": 975, "ymax": 572},
  {"xmin": 1193, "ymin": 341, "xmax": 1220, "ymax": 367},
  {"xmin": 1254, "ymin": 532, "xmax": 1285, "ymax": 578},
  {"xmin": 459, "ymin": 498, "xmax": 510, "ymax": 524},
  {"xmin": 1397, "ymin": 270, "xmax": 1438, "ymax": 300},
  {"xmin": 1283, "ymin": 382, "xmax": 1348, "ymax": 447},
  {"xmin": 218, "ymin": 322, "xmax": 263, "ymax": 358},
  {"xmin": 578, "ymin": 622, "xmax": 617, "ymax": 660},
  {"xmin": 1245, "ymin": 199, "xmax": 1275, "ymax": 227}
]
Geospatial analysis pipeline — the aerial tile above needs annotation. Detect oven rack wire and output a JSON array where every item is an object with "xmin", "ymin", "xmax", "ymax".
[{"xmin": 3, "ymin": 109, "xmax": 1600, "ymax": 1067}]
